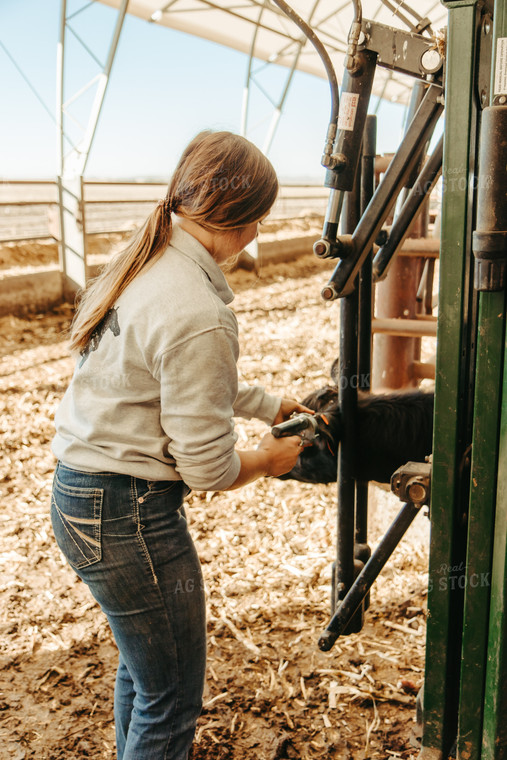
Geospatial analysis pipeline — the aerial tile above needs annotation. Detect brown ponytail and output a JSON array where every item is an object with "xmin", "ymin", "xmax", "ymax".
[{"xmin": 69, "ymin": 131, "xmax": 278, "ymax": 353}]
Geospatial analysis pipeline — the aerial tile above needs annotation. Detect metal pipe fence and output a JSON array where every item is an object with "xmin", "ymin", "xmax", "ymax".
[{"xmin": 0, "ymin": 180, "xmax": 327, "ymax": 244}]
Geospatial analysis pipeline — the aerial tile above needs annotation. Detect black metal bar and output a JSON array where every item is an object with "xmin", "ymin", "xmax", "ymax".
[
  {"xmin": 334, "ymin": 174, "xmax": 361, "ymax": 634},
  {"xmin": 321, "ymin": 84, "xmax": 444, "ymax": 299},
  {"xmin": 357, "ymin": 114, "xmax": 376, "ymax": 387},
  {"xmin": 373, "ymin": 135, "xmax": 443, "ymax": 281},
  {"xmin": 355, "ymin": 114, "xmax": 376, "ymax": 550},
  {"xmin": 335, "ymin": 287, "xmax": 358, "ymax": 601},
  {"xmin": 403, "ymin": 82, "xmax": 431, "ymax": 191},
  {"xmin": 319, "ymin": 500, "xmax": 422, "ymax": 651}
]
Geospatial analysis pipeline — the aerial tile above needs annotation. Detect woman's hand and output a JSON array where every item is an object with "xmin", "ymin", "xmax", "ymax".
[
  {"xmin": 228, "ymin": 434, "xmax": 302, "ymax": 489},
  {"xmin": 227, "ymin": 403, "xmax": 312, "ymax": 489},
  {"xmin": 256, "ymin": 432, "xmax": 303, "ymax": 477},
  {"xmin": 272, "ymin": 398, "xmax": 314, "ymax": 426}
]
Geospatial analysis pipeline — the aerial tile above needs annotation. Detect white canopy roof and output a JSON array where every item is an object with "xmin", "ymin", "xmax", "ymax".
[{"xmin": 97, "ymin": 0, "xmax": 448, "ymax": 104}]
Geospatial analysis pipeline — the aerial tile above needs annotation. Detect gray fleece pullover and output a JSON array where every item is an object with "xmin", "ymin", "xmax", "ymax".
[{"xmin": 52, "ymin": 224, "xmax": 281, "ymax": 491}]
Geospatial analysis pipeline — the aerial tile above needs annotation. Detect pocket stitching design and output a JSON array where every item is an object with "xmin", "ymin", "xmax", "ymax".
[
  {"xmin": 55, "ymin": 472, "xmax": 104, "ymax": 498},
  {"xmin": 52, "ymin": 489, "xmax": 103, "ymax": 569}
]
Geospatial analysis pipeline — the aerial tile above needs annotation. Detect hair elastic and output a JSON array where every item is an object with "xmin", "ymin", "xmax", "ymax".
[{"xmin": 159, "ymin": 198, "xmax": 174, "ymax": 215}]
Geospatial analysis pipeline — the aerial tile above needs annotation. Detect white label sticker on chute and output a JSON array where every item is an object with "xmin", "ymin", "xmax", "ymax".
[
  {"xmin": 494, "ymin": 37, "xmax": 507, "ymax": 95},
  {"xmin": 338, "ymin": 92, "xmax": 360, "ymax": 131}
]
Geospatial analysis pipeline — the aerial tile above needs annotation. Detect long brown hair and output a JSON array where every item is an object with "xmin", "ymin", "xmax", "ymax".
[{"xmin": 69, "ymin": 130, "xmax": 278, "ymax": 353}]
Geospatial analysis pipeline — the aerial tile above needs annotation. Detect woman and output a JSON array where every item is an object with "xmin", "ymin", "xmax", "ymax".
[{"xmin": 51, "ymin": 130, "xmax": 309, "ymax": 759}]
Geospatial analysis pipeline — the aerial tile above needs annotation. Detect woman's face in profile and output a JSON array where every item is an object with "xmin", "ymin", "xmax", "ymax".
[{"xmin": 215, "ymin": 217, "xmax": 267, "ymax": 263}]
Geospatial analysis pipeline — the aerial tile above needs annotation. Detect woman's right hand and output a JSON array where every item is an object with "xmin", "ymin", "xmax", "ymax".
[
  {"xmin": 227, "ymin": 433, "xmax": 303, "ymax": 490},
  {"xmin": 256, "ymin": 432, "xmax": 302, "ymax": 477}
]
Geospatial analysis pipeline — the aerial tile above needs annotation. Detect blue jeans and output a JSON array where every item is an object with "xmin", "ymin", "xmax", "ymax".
[{"xmin": 51, "ymin": 462, "xmax": 206, "ymax": 760}]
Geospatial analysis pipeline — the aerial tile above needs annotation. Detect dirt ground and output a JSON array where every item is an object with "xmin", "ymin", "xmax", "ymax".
[{"xmin": 0, "ymin": 251, "xmax": 431, "ymax": 760}]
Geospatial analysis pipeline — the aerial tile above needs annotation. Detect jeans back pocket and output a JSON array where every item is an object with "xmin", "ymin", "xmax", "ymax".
[{"xmin": 51, "ymin": 476, "xmax": 103, "ymax": 569}]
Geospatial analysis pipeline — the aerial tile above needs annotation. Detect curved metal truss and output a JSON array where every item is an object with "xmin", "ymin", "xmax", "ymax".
[{"xmin": 56, "ymin": 0, "xmax": 448, "ymax": 289}]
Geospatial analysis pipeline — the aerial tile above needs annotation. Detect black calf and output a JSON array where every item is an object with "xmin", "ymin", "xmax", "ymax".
[{"xmin": 279, "ymin": 385, "xmax": 434, "ymax": 484}]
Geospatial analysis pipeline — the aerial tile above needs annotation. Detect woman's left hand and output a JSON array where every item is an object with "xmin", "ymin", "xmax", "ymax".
[{"xmin": 272, "ymin": 398, "xmax": 314, "ymax": 426}]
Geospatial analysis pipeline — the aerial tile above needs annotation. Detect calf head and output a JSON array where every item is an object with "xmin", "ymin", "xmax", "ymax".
[
  {"xmin": 279, "ymin": 377, "xmax": 434, "ymax": 485},
  {"xmin": 278, "ymin": 385, "xmax": 341, "ymax": 484}
]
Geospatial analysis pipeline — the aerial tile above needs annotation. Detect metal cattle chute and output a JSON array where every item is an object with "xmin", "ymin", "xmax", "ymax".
[{"xmin": 270, "ymin": 2, "xmax": 507, "ymax": 759}]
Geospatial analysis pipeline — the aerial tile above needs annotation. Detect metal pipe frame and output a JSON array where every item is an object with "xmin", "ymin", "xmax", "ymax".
[
  {"xmin": 371, "ymin": 317, "xmax": 437, "ymax": 337},
  {"xmin": 242, "ymin": 0, "xmax": 333, "ymax": 156},
  {"xmin": 321, "ymin": 83, "xmax": 444, "ymax": 300},
  {"xmin": 0, "ymin": 181, "xmax": 326, "ymax": 245},
  {"xmin": 57, "ymin": 0, "xmax": 128, "ymax": 292},
  {"xmin": 420, "ymin": 2, "xmax": 485, "ymax": 757},
  {"xmin": 372, "ymin": 135, "xmax": 443, "ymax": 282},
  {"xmin": 319, "ymin": 499, "xmax": 423, "ymax": 651},
  {"xmin": 355, "ymin": 114, "xmax": 376, "ymax": 556},
  {"xmin": 333, "ymin": 181, "xmax": 362, "ymax": 635},
  {"xmin": 457, "ymin": 5, "xmax": 507, "ymax": 759}
]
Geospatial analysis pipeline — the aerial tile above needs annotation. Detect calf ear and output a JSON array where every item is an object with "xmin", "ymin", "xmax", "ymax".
[
  {"xmin": 301, "ymin": 385, "xmax": 338, "ymax": 411},
  {"xmin": 330, "ymin": 358, "xmax": 340, "ymax": 385}
]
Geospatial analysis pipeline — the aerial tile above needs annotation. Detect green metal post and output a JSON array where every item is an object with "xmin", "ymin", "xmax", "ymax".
[
  {"xmin": 482, "ymin": 336, "xmax": 507, "ymax": 759},
  {"xmin": 421, "ymin": 2, "xmax": 483, "ymax": 757},
  {"xmin": 481, "ymin": 5, "xmax": 507, "ymax": 757},
  {"xmin": 480, "ymin": 303, "xmax": 507, "ymax": 759},
  {"xmin": 458, "ymin": 290, "xmax": 505, "ymax": 760}
]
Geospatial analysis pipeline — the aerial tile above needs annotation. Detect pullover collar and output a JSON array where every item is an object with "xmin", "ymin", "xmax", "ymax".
[{"xmin": 169, "ymin": 223, "xmax": 235, "ymax": 305}]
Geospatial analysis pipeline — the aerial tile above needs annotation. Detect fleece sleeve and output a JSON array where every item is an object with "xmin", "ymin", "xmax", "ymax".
[
  {"xmin": 234, "ymin": 383, "xmax": 282, "ymax": 424},
  {"xmin": 155, "ymin": 327, "xmax": 242, "ymax": 491}
]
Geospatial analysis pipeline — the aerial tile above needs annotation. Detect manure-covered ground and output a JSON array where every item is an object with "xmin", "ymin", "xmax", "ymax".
[{"xmin": 0, "ymin": 254, "xmax": 430, "ymax": 759}]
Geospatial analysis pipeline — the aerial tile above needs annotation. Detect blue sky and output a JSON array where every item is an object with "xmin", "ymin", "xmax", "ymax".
[{"xmin": 1, "ymin": 0, "xmax": 409, "ymax": 181}]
